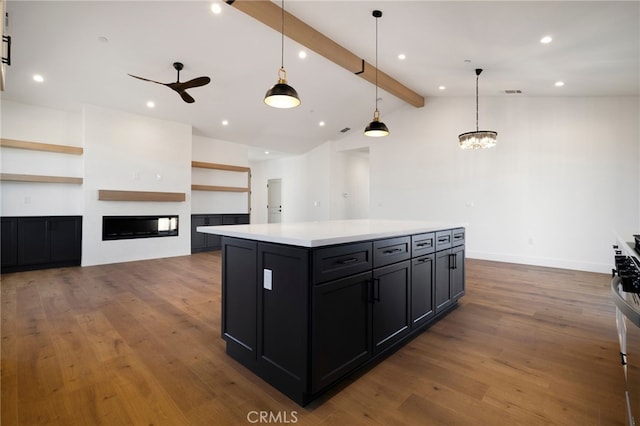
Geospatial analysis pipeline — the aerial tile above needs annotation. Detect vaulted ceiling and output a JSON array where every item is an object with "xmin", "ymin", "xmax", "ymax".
[{"xmin": 3, "ymin": 1, "xmax": 639, "ymax": 160}]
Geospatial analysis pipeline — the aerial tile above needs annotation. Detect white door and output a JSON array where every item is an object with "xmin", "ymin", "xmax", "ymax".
[{"xmin": 267, "ymin": 178, "xmax": 282, "ymax": 223}]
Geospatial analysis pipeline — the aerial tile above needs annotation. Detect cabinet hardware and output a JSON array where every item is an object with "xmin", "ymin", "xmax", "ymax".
[
  {"xmin": 382, "ymin": 248, "xmax": 402, "ymax": 254},
  {"xmin": 415, "ymin": 242, "xmax": 431, "ymax": 247},
  {"xmin": 373, "ymin": 278, "xmax": 381, "ymax": 302},
  {"xmin": 2, "ymin": 35, "xmax": 11, "ymax": 66},
  {"xmin": 438, "ymin": 237, "xmax": 449, "ymax": 243},
  {"xmin": 621, "ymin": 352, "xmax": 628, "ymax": 366},
  {"xmin": 417, "ymin": 257, "xmax": 430, "ymax": 263},
  {"xmin": 338, "ymin": 257, "xmax": 358, "ymax": 265}
]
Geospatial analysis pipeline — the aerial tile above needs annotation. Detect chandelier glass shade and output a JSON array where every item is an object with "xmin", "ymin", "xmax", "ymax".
[
  {"xmin": 458, "ymin": 68, "xmax": 496, "ymax": 149},
  {"xmin": 264, "ymin": 0, "xmax": 300, "ymax": 109}
]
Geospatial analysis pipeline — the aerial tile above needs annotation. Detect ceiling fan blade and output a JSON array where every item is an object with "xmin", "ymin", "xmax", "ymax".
[
  {"xmin": 128, "ymin": 74, "xmax": 168, "ymax": 86},
  {"xmin": 179, "ymin": 91, "xmax": 195, "ymax": 104},
  {"xmin": 182, "ymin": 76, "xmax": 211, "ymax": 89}
]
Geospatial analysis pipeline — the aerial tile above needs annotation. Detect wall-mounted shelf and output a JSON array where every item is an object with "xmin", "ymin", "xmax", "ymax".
[
  {"xmin": 191, "ymin": 161, "xmax": 250, "ymax": 173},
  {"xmin": 191, "ymin": 184, "xmax": 250, "ymax": 192},
  {"xmin": 191, "ymin": 161, "xmax": 251, "ymax": 213},
  {"xmin": 0, "ymin": 173, "xmax": 83, "ymax": 184},
  {"xmin": 0, "ymin": 138, "xmax": 84, "ymax": 155},
  {"xmin": 98, "ymin": 190, "xmax": 186, "ymax": 202}
]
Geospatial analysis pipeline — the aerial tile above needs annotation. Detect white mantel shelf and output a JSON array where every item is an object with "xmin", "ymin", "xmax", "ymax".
[{"xmin": 197, "ymin": 219, "xmax": 466, "ymax": 248}]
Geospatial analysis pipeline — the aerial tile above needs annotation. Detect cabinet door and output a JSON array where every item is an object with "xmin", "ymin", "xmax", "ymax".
[
  {"xmin": 191, "ymin": 215, "xmax": 208, "ymax": 251},
  {"xmin": 372, "ymin": 260, "xmax": 411, "ymax": 354},
  {"xmin": 205, "ymin": 215, "xmax": 222, "ymax": 249},
  {"xmin": 312, "ymin": 271, "xmax": 372, "ymax": 393},
  {"xmin": 411, "ymin": 254, "xmax": 435, "ymax": 329},
  {"xmin": 18, "ymin": 217, "xmax": 49, "ymax": 265},
  {"xmin": 435, "ymin": 249, "xmax": 452, "ymax": 314},
  {"xmin": 451, "ymin": 245, "xmax": 465, "ymax": 301},
  {"xmin": 49, "ymin": 217, "xmax": 81, "ymax": 264},
  {"xmin": 1, "ymin": 217, "xmax": 18, "ymax": 267},
  {"xmin": 257, "ymin": 243, "xmax": 309, "ymax": 398},
  {"xmin": 221, "ymin": 238, "xmax": 257, "ymax": 367}
]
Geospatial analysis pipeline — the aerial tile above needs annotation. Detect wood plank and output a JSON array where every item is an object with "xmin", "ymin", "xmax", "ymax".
[
  {"xmin": 1, "ymin": 138, "xmax": 84, "ymax": 155},
  {"xmin": 191, "ymin": 184, "xmax": 249, "ymax": 193},
  {"xmin": 0, "ymin": 256, "xmax": 625, "ymax": 425},
  {"xmin": 97, "ymin": 190, "xmax": 186, "ymax": 202},
  {"xmin": 191, "ymin": 161, "xmax": 250, "ymax": 173},
  {"xmin": 0, "ymin": 173, "xmax": 83, "ymax": 184},
  {"xmin": 229, "ymin": 0, "xmax": 425, "ymax": 108}
]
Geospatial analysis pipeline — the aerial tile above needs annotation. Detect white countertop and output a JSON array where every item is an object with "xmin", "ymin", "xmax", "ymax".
[{"xmin": 197, "ymin": 219, "xmax": 465, "ymax": 247}]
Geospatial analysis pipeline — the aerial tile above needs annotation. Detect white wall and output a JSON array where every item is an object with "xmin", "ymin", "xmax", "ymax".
[
  {"xmin": 1, "ymin": 101, "xmax": 83, "ymax": 216},
  {"xmin": 191, "ymin": 135, "xmax": 249, "ymax": 214},
  {"xmin": 82, "ymin": 105, "xmax": 193, "ymax": 266},
  {"xmin": 251, "ymin": 96, "xmax": 640, "ymax": 273}
]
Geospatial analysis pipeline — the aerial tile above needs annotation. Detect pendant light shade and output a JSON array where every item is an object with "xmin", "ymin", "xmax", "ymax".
[
  {"xmin": 264, "ymin": 0, "xmax": 300, "ymax": 109},
  {"xmin": 364, "ymin": 10, "xmax": 388, "ymax": 137},
  {"xmin": 458, "ymin": 68, "xmax": 497, "ymax": 149},
  {"xmin": 264, "ymin": 67, "xmax": 300, "ymax": 108}
]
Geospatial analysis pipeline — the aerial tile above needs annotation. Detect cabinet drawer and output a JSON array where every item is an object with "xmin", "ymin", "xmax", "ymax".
[
  {"xmin": 435, "ymin": 230, "xmax": 452, "ymax": 251},
  {"xmin": 452, "ymin": 228, "xmax": 465, "ymax": 247},
  {"xmin": 373, "ymin": 236, "xmax": 410, "ymax": 268},
  {"xmin": 411, "ymin": 232, "xmax": 435, "ymax": 257},
  {"xmin": 313, "ymin": 242, "xmax": 372, "ymax": 284}
]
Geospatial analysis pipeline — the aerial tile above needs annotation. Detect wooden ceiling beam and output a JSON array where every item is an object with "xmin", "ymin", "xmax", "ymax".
[{"xmin": 226, "ymin": 0, "xmax": 425, "ymax": 108}]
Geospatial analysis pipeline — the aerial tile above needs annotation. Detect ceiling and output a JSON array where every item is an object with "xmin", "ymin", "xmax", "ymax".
[{"xmin": 2, "ymin": 1, "xmax": 639, "ymax": 161}]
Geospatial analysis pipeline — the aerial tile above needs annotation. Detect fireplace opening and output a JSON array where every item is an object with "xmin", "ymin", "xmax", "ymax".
[{"xmin": 102, "ymin": 215, "xmax": 179, "ymax": 240}]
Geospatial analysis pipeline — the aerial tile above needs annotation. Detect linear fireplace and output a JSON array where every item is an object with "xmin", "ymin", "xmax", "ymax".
[{"xmin": 102, "ymin": 215, "xmax": 179, "ymax": 240}]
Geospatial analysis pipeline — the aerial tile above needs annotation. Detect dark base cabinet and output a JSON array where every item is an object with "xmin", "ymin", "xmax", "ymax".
[
  {"xmin": 1, "ymin": 216, "xmax": 82, "ymax": 273},
  {"xmin": 191, "ymin": 214, "xmax": 249, "ymax": 253},
  {"xmin": 221, "ymin": 227, "xmax": 465, "ymax": 406}
]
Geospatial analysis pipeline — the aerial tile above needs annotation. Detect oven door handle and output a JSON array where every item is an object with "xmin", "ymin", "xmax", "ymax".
[{"xmin": 612, "ymin": 276, "xmax": 640, "ymax": 327}]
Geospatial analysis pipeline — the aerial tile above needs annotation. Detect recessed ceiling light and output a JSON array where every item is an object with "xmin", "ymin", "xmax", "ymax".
[
  {"xmin": 398, "ymin": 53, "xmax": 406, "ymax": 60},
  {"xmin": 555, "ymin": 81, "xmax": 565, "ymax": 87},
  {"xmin": 146, "ymin": 101, "xmax": 155, "ymax": 108},
  {"xmin": 540, "ymin": 35, "xmax": 553, "ymax": 44},
  {"xmin": 33, "ymin": 74, "xmax": 44, "ymax": 83},
  {"xmin": 298, "ymin": 51, "xmax": 307, "ymax": 59},
  {"xmin": 264, "ymin": 151, "xmax": 270, "ymax": 155},
  {"xmin": 318, "ymin": 121, "xmax": 325, "ymax": 127},
  {"xmin": 211, "ymin": 3, "xmax": 222, "ymax": 14},
  {"xmin": 222, "ymin": 120, "xmax": 229, "ymax": 126},
  {"xmin": 438, "ymin": 85, "xmax": 446, "ymax": 91}
]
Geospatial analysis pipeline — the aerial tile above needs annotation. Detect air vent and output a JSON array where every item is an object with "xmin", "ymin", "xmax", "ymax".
[
  {"xmin": 340, "ymin": 127, "xmax": 351, "ymax": 133},
  {"xmin": 505, "ymin": 90, "xmax": 522, "ymax": 94}
]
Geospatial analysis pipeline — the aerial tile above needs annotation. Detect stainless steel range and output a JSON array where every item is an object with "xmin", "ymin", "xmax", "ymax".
[{"xmin": 612, "ymin": 236, "xmax": 640, "ymax": 425}]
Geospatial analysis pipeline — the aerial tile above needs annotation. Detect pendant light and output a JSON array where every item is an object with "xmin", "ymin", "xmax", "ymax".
[
  {"xmin": 264, "ymin": 0, "xmax": 300, "ymax": 109},
  {"xmin": 364, "ymin": 10, "xmax": 389, "ymax": 137},
  {"xmin": 458, "ymin": 68, "xmax": 497, "ymax": 149}
]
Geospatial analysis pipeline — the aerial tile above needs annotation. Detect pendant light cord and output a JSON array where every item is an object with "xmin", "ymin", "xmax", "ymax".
[
  {"xmin": 374, "ymin": 13, "xmax": 379, "ymax": 113},
  {"xmin": 280, "ymin": 0, "xmax": 285, "ymax": 69},
  {"xmin": 475, "ymin": 73, "xmax": 479, "ymax": 132}
]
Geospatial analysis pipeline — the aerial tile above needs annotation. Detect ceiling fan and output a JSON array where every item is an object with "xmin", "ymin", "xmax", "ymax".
[{"xmin": 128, "ymin": 62, "xmax": 210, "ymax": 104}]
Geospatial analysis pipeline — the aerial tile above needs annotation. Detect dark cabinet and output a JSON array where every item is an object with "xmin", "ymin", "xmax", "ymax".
[
  {"xmin": 221, "ymin": 238, "xmax": 257, "ymax": 366},
  {"xmin": 257, "ymin": 243, "xmax": 310, "ymax": 401},
  {"xmin": 411, "ymin": 254, "xmax": 435, "ymax": 328},
  {"xmin": 312, "ymin": 271, "xmax": 372, "ymax": 393},
  {"xmin": 220, "ymin": 228, "xmax": 464, "ymax": 406},
  {"xmin": 191, "ymin": 214, "xmax": 249, "ymax": 253},
  {"xmin": 372, "ymin": 260, "xmax": 411, "ymax": 354},
  {"xmin": 1, "ymin": 218, "xmax": 18, "ymax": 267},
  {"xmin": 1, "ymin": 216, "xmax": 82, "ymax": 273},
  {"xmin": 434, "ymin": 228, "xmax": 465, "ymax": 314}
]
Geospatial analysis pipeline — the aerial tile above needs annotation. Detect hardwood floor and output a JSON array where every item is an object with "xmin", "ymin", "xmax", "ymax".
[{"xmin": 1, "ymin": 253, "xmax": 625, "ymax": 425}]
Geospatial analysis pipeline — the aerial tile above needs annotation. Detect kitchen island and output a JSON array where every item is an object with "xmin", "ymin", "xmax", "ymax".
[{"xmin": 197, "ymin": 219, "xmax": 466, "ymax": 405}]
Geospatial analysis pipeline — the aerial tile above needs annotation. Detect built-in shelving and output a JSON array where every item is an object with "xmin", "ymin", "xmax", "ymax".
[
  {"xmin": 98, "ymin": 190, "xmax": 186, "ymax": 202},
  {"xmin": 0, "ymin": 173, "xmax": 83, "ymax": 184},
  {"xmin": 191, "ymin": 160, "xmax": 251, "ymax": 212}
]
